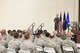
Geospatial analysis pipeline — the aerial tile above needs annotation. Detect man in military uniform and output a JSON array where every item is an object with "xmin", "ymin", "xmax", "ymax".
[
  {"xmin": 63, "ymin": 32, "xmax": 79, "ymax": 53},
  {"xmin": 54, "ymin": 14, "xmax": 59, "ymax": 32}
]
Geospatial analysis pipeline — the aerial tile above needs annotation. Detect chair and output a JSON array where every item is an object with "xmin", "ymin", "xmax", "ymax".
[
  {"xmin": 19, "ymin": 50, "xmax": 30, "ymax": 53},
  {"xmin": 35, "ymin": 45, "xmax": 43, "ymax": 53},
  {"xmin": 7, "ymin": 48, "xmax": 16, "ymax": 53},
  {"xmin": 76, "ymin": 43, "xmax": 80, "ymax": 53},
  {"xmin": 63, "ymin": 46, "xmax": 74, "ymax": 53},
  {"xmin": 76, "ymin": 43, "xmax": 80, "ymax": 49},
  {"xmin": 79, "ymin": 49, "xmax": 80, "ymax": 53},
  {"xmin": 44, "ymin": 47, "xmax": 56, "ymax": 53}
]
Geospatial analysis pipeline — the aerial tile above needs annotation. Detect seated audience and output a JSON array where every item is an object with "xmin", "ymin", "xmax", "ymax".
[
  {"xmin": 0, "ymin": 33, "xmax": 6, "ymax": 53},
  {"xmin": 0, "ymin": 29, "xmax": 7, "ymax": 40},
  {"xmin": 48, "ymin": 31, "xmax": 63, "ymax": 53},
  {"xmin": 0, "ymin": 27, "xmax": 79, "ymax": 53},
  {"xmin": 17, "ymin": 30, "xmax": 23, "ymax": 42},
  {"xmin": 34, "ymin": 32, "xmax": 44, "ymax": 46},
  {"xmin": 8, "ymin": 32, "xmax": 21, "ymax": 53},
  {"xmin": 52, "ymin": 31, "xmax": 63, "ymax": 46},
  {"xmin": 63, "ymin": 32, "xmax": 79, "ymax": 53},
  {"xmin": 2, "ymin": 30, "xmax": 13, "ymax": 48},
  {"xmin": 20, "ymin": 32, "xmax": 36, "ymax": 53}
]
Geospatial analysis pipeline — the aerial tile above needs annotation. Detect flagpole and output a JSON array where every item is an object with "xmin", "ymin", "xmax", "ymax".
[{"xmin": 68, "ymin": 25, "xmax": 69, "ymax": 32}]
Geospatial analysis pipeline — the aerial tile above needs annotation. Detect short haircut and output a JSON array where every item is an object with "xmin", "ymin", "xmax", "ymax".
[
  {"xmin": 13, "ymin": 30, "xmax": 16, "ymax": 32},
  {"xmin": 44, "ymin": 30, "xmax": 47, "ymax": 34},
  {"xmin": 38, "ymin": 30, "xmax": 43, "ymax": 34},
  {"xmin": 45, "ymin": 32, "xmax": 50, "ymax": 37},
  {"xmin": 13, "ymin": 32, "xmax": 19, "ymax": 38},
  {"xmin": 7, "ymin": 30, "xmax": 11, "ymax": 34},
  {"xmin": 24, "ymin": 32, "xmax": 30, "ymax": 39},
  {"xmin": 17, "ymin": 29, "xmax": 22, "ymax": 33}
]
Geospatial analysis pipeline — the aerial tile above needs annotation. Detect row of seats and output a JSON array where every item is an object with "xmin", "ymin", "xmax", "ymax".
[{"xmin": 6, "ymin": 43, "xmax": 80, "ymax": 53}]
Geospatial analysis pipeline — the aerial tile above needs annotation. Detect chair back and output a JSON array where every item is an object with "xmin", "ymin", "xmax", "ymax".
[
  {"xmin": 7, "ymin": 48, "xmax": 16, "ymax": 53},
  {"xmin": 76, "ymin": 43, "xmax": 80, "ymax": 48},
  {"xmin": 44, "ymin": 47, "xmax": 56, "ymax": 53},
  {"xmin": 63, "ymin": 46, "xmax": 74, "ymax": 53},
  {"xmin": 35, "ymin": 45, "xmax": 43, "ymax": 51},
  {"xmin": 19, "ymin": 50, "xmax": 30, "ymax": 53}
]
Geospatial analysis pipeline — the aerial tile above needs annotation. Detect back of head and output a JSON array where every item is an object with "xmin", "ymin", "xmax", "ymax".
[
  {"xmin": 17, "ymin": 29, "xmax": 22, "ymax": 33},
  {"xmin": 66, "ymin": 32, "xmax": 73, "ymax": 38},
  {"xmin": 1, "ymin": 29, "xmax": 6, "ymax": 35},
  {"xmin": 45, "ymin": 32, "xmax": 50, "ymax": 37},
  {"xmin": 24, "ymin": 32, "xmax": 30, "ymax": 40},
  {"xmin": 13, "ymin": 30, "xmax": 16, "ymax": 32},
  {"xmin": 11, "ymin": 30, "xmax": 17, "ymax": 36},
  {"xmin": 44, "ymin": 30, "xmax": 47, "ymax": 34},
  {"xmin": 0, "ymin": 33, "xmax": 3, "ymax": 43},
  {"xmin": 35, "ymin": 32, "xmax": 42, "ymax": 38},
  {"xmin": 17, "ymin": 30, "xmax": 23, "ymax": 38},
  {"xmin": 7, "ymin": 30, "xmax": 11, "ymax": 34},
  {"xmin": 53, "ymin": 31, "xmax": 57, "ymax": 36},
  {"xmin": 13, "ymin": 32, "xmax": 19, "ymax": 39},
  {"xmin": 38, "ymin": 30, "xmax": 43, "ymax": 34}
]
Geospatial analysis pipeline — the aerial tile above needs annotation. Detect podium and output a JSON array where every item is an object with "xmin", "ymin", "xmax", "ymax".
[{"xmin": 71, "ymin": 29, "xmax": 80, "ymax": 43}]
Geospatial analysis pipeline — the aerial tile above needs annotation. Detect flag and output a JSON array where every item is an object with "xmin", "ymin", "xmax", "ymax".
[
  {"xmin": 66, "ymin": 12, "xmax": 70, "ymax": 28},
  {"xmin": 63, "ymin": 12, "xmax": 67, "ymax": 31},
  {"xmin": 59, "ymin": 13, "xmax": 63, "ymax": 33}
]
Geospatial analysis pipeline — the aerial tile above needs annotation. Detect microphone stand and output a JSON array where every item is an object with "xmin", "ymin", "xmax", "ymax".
[{"xmin": 42, "ymin": 45, "xmax": 45, "ymax": 53}]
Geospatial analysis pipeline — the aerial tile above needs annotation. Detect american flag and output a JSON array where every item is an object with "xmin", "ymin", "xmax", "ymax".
[{"xmin": 59, "ymin": 13, "xmax": 63, "ymax": 33}]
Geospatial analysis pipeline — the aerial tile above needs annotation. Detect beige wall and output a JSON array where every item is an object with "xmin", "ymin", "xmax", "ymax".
[{"xmin": 0, "ymin": 0, "xmax": 79, "ymax": 32}]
